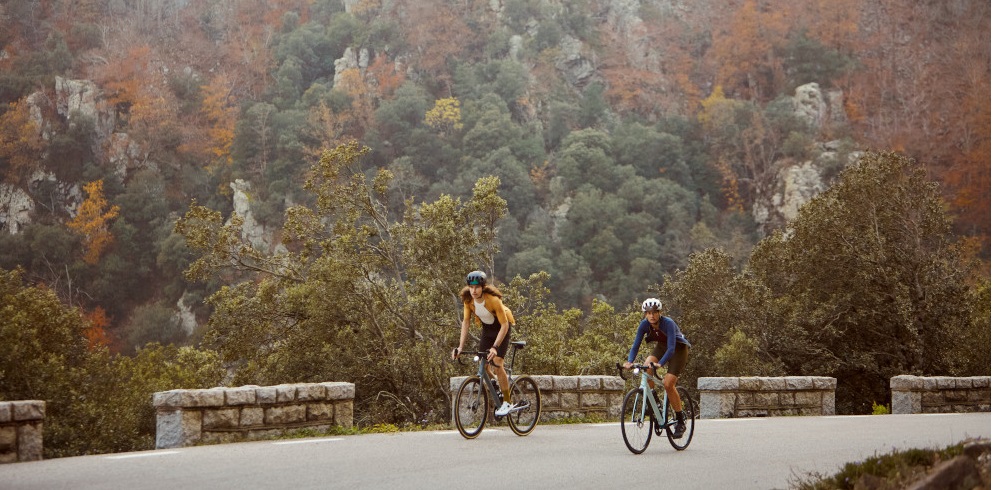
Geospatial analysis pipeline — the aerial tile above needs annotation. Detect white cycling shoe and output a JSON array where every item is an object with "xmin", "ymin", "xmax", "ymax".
[{"xmin": 494, "ymin": 401, "xmax": 514, "ymax": 416}]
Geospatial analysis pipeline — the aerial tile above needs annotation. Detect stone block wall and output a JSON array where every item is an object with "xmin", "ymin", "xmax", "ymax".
[
  {"xmin": 698, "ymin": 376, "xmax": 836, "ymax": 418},
  {"xmin": 153, "ymin": 382, "xmax": 354, "ymax": 449},
  {"xmin": 0, "ymin": 400, "xmax": 45, "ymax": 463},
  {"xmin": 449, "ymin": 375, "xmax": 625, "ymax": 423},
  {"xmin": 890, "ymin": 376, "xmax": 990, "ymax": 414}
]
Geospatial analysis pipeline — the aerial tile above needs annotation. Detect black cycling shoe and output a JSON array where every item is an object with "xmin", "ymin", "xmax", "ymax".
[{"xmin": 672, "ymin": 420, "xmax": 686, "ymax": 438}]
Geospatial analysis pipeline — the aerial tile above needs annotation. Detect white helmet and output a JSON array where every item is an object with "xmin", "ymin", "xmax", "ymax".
[{"xmin": 641, "ymin": 298, "xmax": 663, "ymax": 312}]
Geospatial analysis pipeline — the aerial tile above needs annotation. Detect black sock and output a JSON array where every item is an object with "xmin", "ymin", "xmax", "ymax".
[{"xmin": 676, "ymin": 411, "xmax": 685, "ymax": 422}]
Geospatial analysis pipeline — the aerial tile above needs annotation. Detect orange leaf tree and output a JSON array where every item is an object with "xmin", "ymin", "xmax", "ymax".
[
  {"xmin": 68, "ymin": 180, "xmax": 120, "ymax": 264},
  {"xmin": 0, "ymin": 99, "xmax": 44, "ymax": 185},
  {"xmin": 83, "ymin": 306, "xmax": 113, "ymax": 351},
  {"xmin": 200, "ymin": 73, "xmax": 239, "ymax": 168}
]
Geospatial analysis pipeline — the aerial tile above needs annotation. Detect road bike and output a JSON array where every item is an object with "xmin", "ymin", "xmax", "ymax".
[
  {"xmin": 453, "ymin": 341, "xmax": 541, "ymax": 439},
  {"xmin": 616, "ymin": 363, "xmax": 696, "ymax": 453}
]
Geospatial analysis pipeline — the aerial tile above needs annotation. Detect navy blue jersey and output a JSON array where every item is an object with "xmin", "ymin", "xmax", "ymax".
[{"xmin": 626, "ymin": 316, "xmax": 691, "ymax": 365}]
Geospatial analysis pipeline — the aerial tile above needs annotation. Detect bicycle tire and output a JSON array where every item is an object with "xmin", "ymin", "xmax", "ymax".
[
  {"xmin": 620, "ymin": 388, "xmax": 653, "ymax": 454},
  {"xmin": 454, "ymin": 376, "xmax": 488, "ymax": 439},
  {"xmin": 507, "ymin": 376, "xmax": 541, "ymax": 436},
  {"xmin": 665, "ymin": 386, "xmax": 695, "ymax": 450}
]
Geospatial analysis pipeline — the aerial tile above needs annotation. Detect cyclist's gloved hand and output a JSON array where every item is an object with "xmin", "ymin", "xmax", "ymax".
[
  {"xmin": 622, "ymin": 361, "xmax": 633, "ymax": 369},
  {"xmin": 452, "ymin": 347, "xmax": 461, "ymax": 359}
]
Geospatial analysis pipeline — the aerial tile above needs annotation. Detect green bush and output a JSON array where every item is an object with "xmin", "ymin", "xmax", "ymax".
[
  {"xmin": 1, "ymin": 267, "xmax": 226, "ymax": 457},
  {"xmin": 871, "ymin": 402, "xmax": 890, "ymax": 415}
]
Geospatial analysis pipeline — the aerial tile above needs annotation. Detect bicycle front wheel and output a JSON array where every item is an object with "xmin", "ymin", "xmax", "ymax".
[
  {"xmin": 620, "ymin": 388, "xmax": 653, "ymax": 454},
  {"xmin": 454, "ymin": 376, "xmax": 488, "ymax": 439},
  {"xmin": 665, "ymin": 386, "xmax": 696, "ymax": 450},
  {"xmin": 507, "ymin": 376, "xmax": 541, "ymax": 436}
]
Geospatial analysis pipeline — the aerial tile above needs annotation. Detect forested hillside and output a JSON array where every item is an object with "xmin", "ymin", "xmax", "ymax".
[
  {"xmin": 0, "ymin": 0, "xmax": 988, "ymax": 349},
  {"xmin": 0, "ymin": 0, "xmax": 989, "ymax": 456}
]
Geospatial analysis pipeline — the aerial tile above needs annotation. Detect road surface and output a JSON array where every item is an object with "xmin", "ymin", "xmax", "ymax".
[{"xmin": 1, "ymin": 413, "xmax": 989, "ymax": 489}]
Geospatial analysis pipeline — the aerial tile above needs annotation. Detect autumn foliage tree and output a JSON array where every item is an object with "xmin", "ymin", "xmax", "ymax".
[
  {"xmin": 424, "ymin": 97, "xmax": 463, "ymax": 136},
  {"xmin": 0, "ymin": 99, "xmax": 44, "ymax": 185},
  {"xmin": 393, "ymin": 0, "xmax": 471, "ymax": 91},
  {"xmin": 710, "ymin": 0, "xmax": 790, "ymax": 101},
  {"xmin": 367, "ymin": 52, "xmax": 406, "ymax": 100},
  {"xmin": 68, "ymin": 180, "xmax": 120, "ymax": 264},
  {"xmin": 83, "ymin": 306, "xmax": 113, "ymax": 350},
  {"xmin": 200, "ymin": 73, "xmax": 239, "ymax": 169}
]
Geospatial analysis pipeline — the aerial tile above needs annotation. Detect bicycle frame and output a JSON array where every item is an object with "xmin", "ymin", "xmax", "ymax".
[
  {"xmin": 454, "ymin": 341, "xmax": 540, "ymax": 439},
  {"xmin": 470, "ymin": 342, "xmax": 521, "ymax": 410},
  {"xmin": 630, "ymin": 366, "xmax": 674, "ymax": 431},
  {"xmin": 618, "ymin": 362, "xmax": 695, "ymax": 452},
  {"xmin": 474, "ymin": 353, "xmax": 503, "ymax": 405}
]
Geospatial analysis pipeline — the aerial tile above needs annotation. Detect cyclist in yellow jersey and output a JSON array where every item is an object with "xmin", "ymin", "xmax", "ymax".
[{"xmin": 452, "ymin": 270, "xmax": 516, "ymax": 417}]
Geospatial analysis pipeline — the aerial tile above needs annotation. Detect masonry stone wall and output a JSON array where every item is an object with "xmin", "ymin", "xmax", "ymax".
[
  {"xmin": 0, "ymin": 400, "xmax": 45, "ymax": 463},
  {"xmin": 153, "ymin": 382, "xmax": 354, "ymax": 449},
  {"xmin": 890, "ymin": 376, "xmax": 990, "ymax": 414},
  {"xmin": 450, "ymin": 375, "xmax": 625, "ymax": 423},
  {"xmin": 698, "ymin": 376, "xmax": 836, "ymax": 418}
]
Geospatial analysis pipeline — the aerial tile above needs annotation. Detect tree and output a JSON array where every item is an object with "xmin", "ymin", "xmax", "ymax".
[
  {"xmin": 395, "ymin": 0, "xmax": 472, "ymax": 91},
  {"xmin": 367, "ymin": 52, "xmax": 406, "ymax": 100},
  {"xmin": 1, "ymin": 267, "xmax": 223, "ymax": 457},
  {"xmin": 424, "ymin": 97, "xmax": 463, "ymax": 136},
  {"xmin": 199, "ymin": 73, "xmax": 239, "ymax": 169},
  {"xmin": 747, "ymin": 151, "xmax": 983, "ymax": 412},
  {"xmin": 67, "ymin": 180, "xmax": 120, "ymax": 264},
  {"xmin": 709, "ymin": 0, "xmax": 790, "ymax": 101},
  {"xmin": 555, "ymin": 129, "xmax": 616, "ymax": 192},
  {"xmin": 0, "ymin": 99, "xmax": 44, "ymax": 185},
  {"xmin": 0, "ymin": 267, "xmax": 91, "ymax": 402},
  {"xmin": 610, "ymin": 122, "xmax": 690, "ymax": 186},
  {"xmin": 175, "ymin": 141, "xmax": 510, "ymax": 426}
]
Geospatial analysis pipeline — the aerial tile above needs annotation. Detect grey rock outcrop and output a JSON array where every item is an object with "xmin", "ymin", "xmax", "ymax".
[
  {"xmin": 555, "ymin": 36, "xmax": 597, "ymax": 88},
  {"xmin": 793, "ymin": 82, "xmax": 847, "ymax": 131},
  {"xmin": 0, "ymin": 184, "xmax": 33, "ymax": 234},
  {"xmin": 793, "ymin": 82, "xmax": 827, "ymax": 128},
  {"xmin": 55, "ymin": 77, "xmax": 115, "ymax": 141},
  {"xmin": 333, "ymin": 47, "xmax": 370, "ymax": 89},
  {"xmin": 228, "ymin": 179, "xmax": 271, "ymax": 251}
]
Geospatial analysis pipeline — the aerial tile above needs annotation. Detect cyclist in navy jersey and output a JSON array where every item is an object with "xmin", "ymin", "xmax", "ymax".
[{"xmin": 623, "ymin": 298, "xmax": 692, "ymax": 437}]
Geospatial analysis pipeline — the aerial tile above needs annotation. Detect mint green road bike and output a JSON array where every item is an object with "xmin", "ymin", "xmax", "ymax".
[{"xmin": 616, "ymin": 363, "xmax": 696, "ymax": 453}]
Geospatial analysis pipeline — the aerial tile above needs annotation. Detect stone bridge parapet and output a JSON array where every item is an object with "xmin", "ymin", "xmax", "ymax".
[
  {"xmin": 153, "ymin": 382, "xmax": 354, "ymax": 449},
  {"xmin": 450, "ymin": 375, "xmax": 625, "ymax": 423},
  {"xmin": 697, "ymin": 376, "xmax": 836, "ymax": 418},
  {"xmin": 890, "ymin": 376, "xmax": 990, "ymax": 414},
  {"xmin": 0, "ymin": 400, "xmax": 45, "ymax": 463}
]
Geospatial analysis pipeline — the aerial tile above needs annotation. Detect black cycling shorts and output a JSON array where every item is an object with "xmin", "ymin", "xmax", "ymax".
[{"xmin": 478, "ymin": 321, "xmax": 512, "ymax": 358}]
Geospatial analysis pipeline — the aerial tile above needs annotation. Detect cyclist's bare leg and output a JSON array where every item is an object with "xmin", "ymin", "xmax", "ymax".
[
  {"xmin": 490, "ymin": 356, "xmax": 511, "ymax": 397},
  {"xmin": 662, "ymin": 372, "xmax": 683, "ymax": 412}
]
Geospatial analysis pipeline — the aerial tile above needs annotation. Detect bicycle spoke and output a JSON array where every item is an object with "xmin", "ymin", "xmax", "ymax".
[
  {"xmin": 665, "ymin": 386, "xmax": 695, "ymax": 450},
  {"xmin": 507, "ymin": 376, "xmax": 541, "ymax": 436},
  {"xmin": 455, "ymin": 377, "xmax": 487, "ymax": 439},
  {"xmin": 621, "ymin": 388, "xmax": 652, "ymax": 454}
]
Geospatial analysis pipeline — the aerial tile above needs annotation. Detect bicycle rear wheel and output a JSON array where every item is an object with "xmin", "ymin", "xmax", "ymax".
[
  {"xmin": 620, "ymin": 388, "xmax": 652, "ymax": 454},
  {"xmin": 507, "ymin": 376, "xmax": 541, "ymax": 436},
  {"xmin": 454, "ymin": 376, "xmax": 488, "ymax": 439},
  {"xmin": 665, "ymin": 386, "xmax": 695, "ymax": 450}
]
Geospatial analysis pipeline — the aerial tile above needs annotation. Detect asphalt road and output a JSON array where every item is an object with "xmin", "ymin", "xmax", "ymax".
[{"xmin": 1, "ymin": 413, "xmax": 989, "ymax": 490}]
